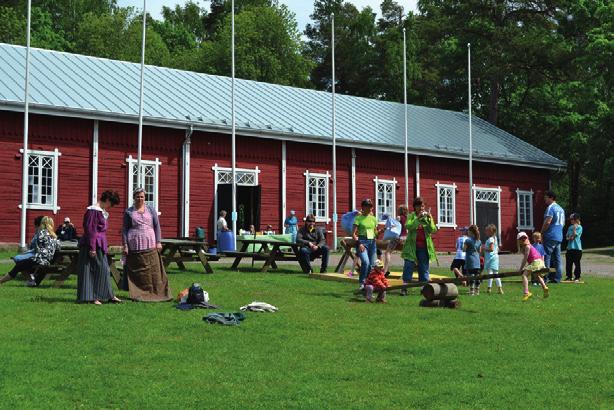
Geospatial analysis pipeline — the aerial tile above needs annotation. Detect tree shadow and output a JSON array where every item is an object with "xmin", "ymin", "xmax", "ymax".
[{"xmin": 29, "ymin": 295, "xmax": 75, "ymax": 304}]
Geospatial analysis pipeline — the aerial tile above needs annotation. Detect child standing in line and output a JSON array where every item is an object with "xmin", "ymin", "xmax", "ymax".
[
  {"xmin": 565, "ymin": 213, "xmax": 583, "ymax": 282},
  {"xmin": 364, "ymin": 259, "xmax": 389, "ymax": 303},
  {"xmin": 531, "ymin": 231, "xmax": 545, "ymax": 286},
  {"xmin": 483, "ymin": 224, "xmax": 503, "ymax": 294},
  {"xmin": 532, "ymin": 232, "xmax": 545, "ymax": 257},
  {"xmin": 517, "ymin": 232, "xmax": 549, "ymax": 301},
  {"xmin": 450, "ymin": 226, "xmax": 468, "ymax": 285},
  {"xmin": 463, "ymin": 225, "xmax": 482, "ymax": 295}
]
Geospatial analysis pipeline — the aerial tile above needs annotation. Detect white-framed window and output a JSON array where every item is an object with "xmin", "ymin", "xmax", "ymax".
[
  {"xmin": 19, "ymin": 148, "xmax": 61, "ymax": 213},
  {"xmin": 516, "ymin": 189, "xmax": 534, "ymax": 230},
  {"xmin": 126, "ymin": 155, "xmax": 161, "ymax": 211},
  {"xmin": 436, "ymin": 182, "xmax": 456, "ymax": 228},
  {"xmin": 374, "ymin": 177, "xmax": 396, "ymax": 220},
  {"xmin": 304, "ymin": 170, "xmax": 330, "ymax": 222}
]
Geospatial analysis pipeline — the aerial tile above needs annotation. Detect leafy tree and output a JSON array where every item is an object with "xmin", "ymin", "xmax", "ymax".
[
  {"xmin": 305, "ymin": 0, "xmax": 378, "ymax": 97},
  {"xmin": 202, "ymin": 4, "xmax": 313, "ymax": 87}
]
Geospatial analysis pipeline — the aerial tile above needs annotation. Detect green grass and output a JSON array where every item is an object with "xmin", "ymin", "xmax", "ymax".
[{"xmin": 0, "ymin": 263, "xmax": 613, "ymax": 409}]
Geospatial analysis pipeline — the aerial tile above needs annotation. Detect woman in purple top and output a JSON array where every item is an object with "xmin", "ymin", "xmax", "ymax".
[
  {"xmin": 77, "ymin": 190, "xmax": 121, "ymax": 305},
  {"xmin": 121, "ymin": 188, "xmax": 171, "ymax": 302}
]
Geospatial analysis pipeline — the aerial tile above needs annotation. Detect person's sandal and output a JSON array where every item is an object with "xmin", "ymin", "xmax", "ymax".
[
  {"xmin": 109, "ymin": 297, "xmax": 122, "ymax": 304},
  {"xmin": 93, "ymin": 300, "xmax": 103, "ymax": 305}
]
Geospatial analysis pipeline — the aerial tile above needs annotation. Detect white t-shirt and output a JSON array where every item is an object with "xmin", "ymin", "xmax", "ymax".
[{"xmin": 217, "ymin": 216, "xmax": 228, "ymax": 232}]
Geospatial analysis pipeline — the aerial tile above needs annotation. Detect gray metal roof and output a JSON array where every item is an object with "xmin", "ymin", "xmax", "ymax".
[{"xmin": 0, "ymin": 43, "xmax": 564, "ymax": 169}]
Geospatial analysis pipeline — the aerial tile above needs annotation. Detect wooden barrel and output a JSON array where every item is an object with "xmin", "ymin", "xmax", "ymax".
[{"xmin": 421, "ymin": 283, "xmax": 459, "ymax": 301}]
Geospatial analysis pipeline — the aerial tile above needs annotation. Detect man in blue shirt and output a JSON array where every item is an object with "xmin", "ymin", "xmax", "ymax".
[{"xmin": 541, "ymin": 190, "xmax": 565, "ymax": 283}]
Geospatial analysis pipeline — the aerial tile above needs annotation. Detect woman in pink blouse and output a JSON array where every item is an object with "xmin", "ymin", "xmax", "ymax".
[{"xmin": 121, "ymin": 188, "xmax": 171, "ymax": 302}]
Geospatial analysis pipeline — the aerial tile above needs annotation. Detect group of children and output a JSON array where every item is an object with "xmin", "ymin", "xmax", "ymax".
[{"xmin": 450, "ymin": 225, "xmax": 550, "ymax": 300}]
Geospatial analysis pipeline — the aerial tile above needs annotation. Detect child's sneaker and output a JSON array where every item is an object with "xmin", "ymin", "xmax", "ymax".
[
  {"xmin": 497, "ymin": 287, "xmax": 504, "ymax": 295},
  {"xmin": 487, "ymin": 287, "xmax": 492, "ymax": 294},
  {"xmin": 469, "ymin": 288, "xmax": 475, "ymax": 296},
  {"xmin": 475, "ymin": 288, "xmax": 480, "ymax": 296},
  {"xmin": 399, "ymin": 287, "xmax": 408, "ymax": 296},
  {"xmin": 347, "ymin": 271, "xmax": 354, "ymax": 277},
  {"xmin": 522, "ymin": 292, "xmax": 533, "ymax": 301},
  {"xmin": 543, "ymin": 287, "xmax": 549, "ymax": 299},
  {"xmin": 365, "ymin": 298, "xmax": 373, "ymax": 303}
]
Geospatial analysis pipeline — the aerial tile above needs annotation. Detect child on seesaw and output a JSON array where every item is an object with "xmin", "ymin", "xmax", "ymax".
[
  {"xmin": 364, "ymin": 259, "xmax": 388, "ymax": 303},
  {"xmin": 517, "ymin": 231, "xmax": 549, "ymax": 301}
]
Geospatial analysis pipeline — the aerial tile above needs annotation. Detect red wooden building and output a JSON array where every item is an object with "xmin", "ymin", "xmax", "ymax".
[{"xmin": 0, "ymin": 45, "xmax": 565, "ymax": 251}]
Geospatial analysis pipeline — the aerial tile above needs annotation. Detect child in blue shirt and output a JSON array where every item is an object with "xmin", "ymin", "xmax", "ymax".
[
  {"xmin": 565, "ymin": 213, "xmax": 583, "ymax": 281},
  {"xmin": 450, "ymin": 227, "xmax": 468, "ymax": 286},
  {"xmin": 463, "ymin": 225, "xmax": 482, "ymax": 295},
  {"xmin": 532, "ymin": 231, "xmax": 545, "ymax": 257}
]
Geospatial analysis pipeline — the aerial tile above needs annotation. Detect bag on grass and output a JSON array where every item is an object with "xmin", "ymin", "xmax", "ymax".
[
  {"xmin": 383, "ymin": 217, "xmax": 402, "ymax": 241},
  {"xmin": 341, "ymin": 211, "xmax": 359, "ymax": 236},
  {"xmin": 187, "ymin": 283, "xmax": 209, "ymax": 305}
]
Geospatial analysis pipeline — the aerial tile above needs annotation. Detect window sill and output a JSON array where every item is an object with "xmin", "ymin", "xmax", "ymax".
[
  {"xmin": 18, "ymin": 204, "xmax": 60, "ymax": 213},
  {"xmin": 517, "ymin": 226, "xmax": 535, "ymax": 231},
  {"xmin": 436, "ymin": 223, "xmax": 457, "ymax": 229}
]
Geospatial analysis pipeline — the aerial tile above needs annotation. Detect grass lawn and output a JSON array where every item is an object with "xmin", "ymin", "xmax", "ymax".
[{"xmin": 0, "ymin": 262, "xmax": 613, "ymax": 409}]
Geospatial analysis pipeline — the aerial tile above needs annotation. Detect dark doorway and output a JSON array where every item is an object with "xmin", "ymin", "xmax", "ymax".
[
  {"xmin": 475, "ymin": 201, "xmax": 498, "ymax": 240},
  {"xmin": 217, "ymin": 184, "xmax": 261, "ymax": 233}
]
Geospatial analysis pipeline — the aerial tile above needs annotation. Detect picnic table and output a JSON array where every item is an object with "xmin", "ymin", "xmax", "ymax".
[
  {"xmin": 224, "ymin": 237, "xmax": 307, "ymax": 273},
  {"xmin": 160, "ymin": 238, "xmax": 219, "ymax": 273},
  {"xmin": 334, "ymin": 237, "xmax": 404, "ymax": 273},
  {"xmin": 42, "ymin": 241, "xmax": 123, "ymax": 288}
]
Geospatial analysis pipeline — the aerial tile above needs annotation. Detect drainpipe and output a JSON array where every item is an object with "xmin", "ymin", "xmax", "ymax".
[{"xmin": 181, "ymin": 125, "xmax": 193, "ymax": 237}]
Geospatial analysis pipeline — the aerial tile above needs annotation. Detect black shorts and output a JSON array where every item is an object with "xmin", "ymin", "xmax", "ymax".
[{"xmin": 450, "ymin": 259, "xmax": 465, "ymax": 271}]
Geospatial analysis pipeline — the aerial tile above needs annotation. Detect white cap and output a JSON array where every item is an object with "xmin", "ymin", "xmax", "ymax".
[{"xmin": 517, "ymin": 231, "xmax": 528, "ymax": 240}]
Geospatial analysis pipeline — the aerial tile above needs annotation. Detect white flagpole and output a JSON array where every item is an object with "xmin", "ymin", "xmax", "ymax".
[
  {"xmin": 136, "ymin": 0, "xmax": 147, "ymax": 188},
  {"xmin": 231, "ymin": 0, "xmax": 237, "ymax": 249},
  {"xmin": 403, "ymin": 27, "xmax": 409, "ymax": 204},
  {"xmin": 468, "ymin": 43, "xmax": 474, "ymax": 225},
  {"xmin": 331, "ymin": 13, "xmax": 338, "ymax": 252},
  {"xmin": 19, "ymin": 0, "xmax": 32, "ymax": 250}
]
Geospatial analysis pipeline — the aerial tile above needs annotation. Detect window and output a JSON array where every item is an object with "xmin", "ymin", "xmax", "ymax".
[
  {"xmin": 20, "ymin": 148, "xmax": 61, "ymax": 213},
  {"xmin": 436, "ymin": 182, "xmax": 456, "ymax": 227},
  {"xmin": 374, "ymin": 177, "xmax": 396, "ymax": 220},
  {"xmin": 516, "ymin": 189, "xmax": 534, "ymax": 230},
  {"xmin": 304, "ymin": 170, "xmax": 330, "ymax": 222},
  {"xmin": 126, "ymin": 156, "xmax": 161, "ymax": 210}
]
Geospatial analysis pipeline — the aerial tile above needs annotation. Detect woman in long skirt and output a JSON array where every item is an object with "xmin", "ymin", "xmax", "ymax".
[
  {"xmin": 121, "ymin": 188, "xmax": 171, "ymax": 302},
  {"xmin": 77, "ymin": 190, "xmax": 122, "ymax": 305}
]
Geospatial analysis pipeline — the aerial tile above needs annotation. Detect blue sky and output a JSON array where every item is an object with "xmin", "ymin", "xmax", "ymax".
[{"xmin": 116, "ymin": 1, "xmax": 419, "ymax": 30}]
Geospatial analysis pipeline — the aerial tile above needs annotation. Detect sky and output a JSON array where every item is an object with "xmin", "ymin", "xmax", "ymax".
[{"xmin": 116, "ymin": 1, "xmax": 419, "ymax": 30}]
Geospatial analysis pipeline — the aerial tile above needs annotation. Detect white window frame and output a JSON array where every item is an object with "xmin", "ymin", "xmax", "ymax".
[
  {"xmin": 126, "ymin": 155, "xmax": 161, "ymax": 211},
  {"xmin": 374, "ymin": 177, "xmax": 397, "ymax": 220},
  {"xmin": 304, "ymin": 170, "xmax": 330, "ymax": 223},
  {"xmin": 212, "ymin": 164, "xmax": 260, "ymax": 239},
  {"xmin": 19, "ymin": 148, "xmax": 61, "ymax": 214},
  {"xmin": 435, "ymin": 182, "xmax": 457, "ymax": 228},
  {"xmin": 516, "ymin": 189, "xmax": 534, "ymax": 230}
]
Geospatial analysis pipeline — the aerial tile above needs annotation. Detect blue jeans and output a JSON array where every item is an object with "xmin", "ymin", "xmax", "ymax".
[
  {"xmin": 543, "ymin": 239, "xmax": 562, "ymax": 282},
  {"xmin": 356, "ymin": 239, "xmax": 376, "ymax": 284},
  {"xmin": 298, "ymin": 246, "xmax": 329, "ymax": 273},
  {"xmin": 402, "ymin": 247, "xmax": 430, "ymax": 283}
]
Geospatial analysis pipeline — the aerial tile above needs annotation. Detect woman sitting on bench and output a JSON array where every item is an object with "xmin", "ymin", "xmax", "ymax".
[{"xmin": 0, "ymin": 216, "xmax": 60, "ymax": 286}]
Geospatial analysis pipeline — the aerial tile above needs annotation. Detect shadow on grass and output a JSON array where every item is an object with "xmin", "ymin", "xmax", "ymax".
[{"xmin": 29, "ymin": 295, "xmax": 75, "ymax": 304}]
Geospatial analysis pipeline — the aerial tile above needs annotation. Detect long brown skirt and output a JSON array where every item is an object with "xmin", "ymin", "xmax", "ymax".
[{"xmin": 125, "ymin": 248, "xmax": 172, "ymax": 302}]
